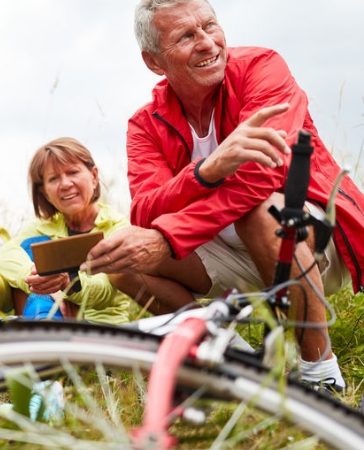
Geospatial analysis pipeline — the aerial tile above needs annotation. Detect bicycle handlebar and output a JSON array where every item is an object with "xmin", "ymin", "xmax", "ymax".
[{"xmin": 283, "ymin": 130, "xmax": 313, "ymax": 218}]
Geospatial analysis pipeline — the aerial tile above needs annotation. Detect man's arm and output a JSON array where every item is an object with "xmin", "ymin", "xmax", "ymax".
[
  {"xmin": 127, "ymin": 118, "xmax": 218, "ymax": 228},
  {"xmin": 93, "ymin": 50, "xmax": 310, "ymax": 272},
  {"xmin": 128, "ymin": 103, "xmax": 291, "ymax": 228}
]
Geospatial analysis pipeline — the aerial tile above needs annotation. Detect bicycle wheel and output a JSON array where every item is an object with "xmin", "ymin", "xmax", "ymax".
[{"xmin": 0, "ymin": 320, "xmax": 362, "ymax": 450}]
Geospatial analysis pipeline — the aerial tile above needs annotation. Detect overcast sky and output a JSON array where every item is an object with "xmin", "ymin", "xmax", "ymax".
[{"xmin": 1, "ymin": 0, "xmax": 363, "ymax": 231}]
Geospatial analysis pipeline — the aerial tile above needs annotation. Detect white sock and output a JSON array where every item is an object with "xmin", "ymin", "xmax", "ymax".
[{"xmin": 299, "ymin": 354, "xmax": 345, "ymax": 388}]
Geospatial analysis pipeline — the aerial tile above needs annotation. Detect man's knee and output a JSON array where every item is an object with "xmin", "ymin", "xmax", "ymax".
[
  {"xmin": 235, "ymin": 192, "xmax": 314, "ymax": 250},
  {"xmin": 238, "ymin": 193, "xmax": 283, "ymax": 230},
  {"xmin": 235, "ymin": 193, "xmax": 284, "ymax": 249},
  {"xmin": 234, "ymin": 192, "xmax": 318, "ymax": 285}
]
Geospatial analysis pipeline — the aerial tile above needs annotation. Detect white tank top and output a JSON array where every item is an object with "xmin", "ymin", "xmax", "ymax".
[{"xmin": 189, "ymin": 115, "xmax": 243, "ymax": 248}]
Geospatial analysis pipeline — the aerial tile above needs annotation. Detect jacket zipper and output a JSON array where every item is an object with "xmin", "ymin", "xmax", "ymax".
[
  {"xmin": 338, "ymin": 187, "xmax": 363, "ymax": 214},
  {"xmin": 336, "ymin": 189, "xmax": 364, "ymax": 290},
  {"xmin": 307, "ymin": 200, "xmax": 364, "ymax": 292},
  {"xmin": 335, "ymin": 220, "xmax": 364, "ymax": 292},
  {"xmin": 152, "ymin": 112, "xmax": 191, "ymax": 157}
]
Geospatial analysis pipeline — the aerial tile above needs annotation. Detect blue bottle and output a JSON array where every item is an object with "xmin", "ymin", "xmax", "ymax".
[{"xmin": 23, "ymin": 293, "xmax": 63, "ymax": 320}]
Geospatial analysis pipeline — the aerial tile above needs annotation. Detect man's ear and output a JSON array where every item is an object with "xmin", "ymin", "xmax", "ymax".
[{"xmin": 142, "ymin": 51, "xmax": 165, "ymax": 76}]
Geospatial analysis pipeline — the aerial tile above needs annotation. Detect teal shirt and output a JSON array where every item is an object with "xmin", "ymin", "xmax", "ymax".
[{"xmin": 0, "ymin": 203, "xmax": 131, "ymax": 325}]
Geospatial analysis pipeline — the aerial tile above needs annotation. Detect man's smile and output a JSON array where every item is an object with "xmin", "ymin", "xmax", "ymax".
[{"xmin": 195, "ymin": 54, "xmax": 219, "ymax": 67}]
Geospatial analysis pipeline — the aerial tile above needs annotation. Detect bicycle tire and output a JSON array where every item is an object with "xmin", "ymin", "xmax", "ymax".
[{"xmin": 0, "ymin": 319, "xmax": 363, "ymax": 450}]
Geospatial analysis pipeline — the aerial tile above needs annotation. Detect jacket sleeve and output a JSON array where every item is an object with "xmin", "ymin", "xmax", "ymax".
[
  {"xmin": 66, "ymin": 271, "xmax": 129, "ymax": 311},
  {"xmin": 0, "ymin": 222, "xmax": 44, "ymax": 294},
  {"xmin": 127, "ymin": 115, "xmax": 219, "ymax": 228},
  {"xmin": 152, "ymin": 161, "xmax": 286, "ymax": 258}
]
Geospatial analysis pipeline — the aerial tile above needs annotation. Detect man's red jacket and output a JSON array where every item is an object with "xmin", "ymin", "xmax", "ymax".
[{"xmin": 127, "ymin": 47, "xmax": 364, "ymax": 292}]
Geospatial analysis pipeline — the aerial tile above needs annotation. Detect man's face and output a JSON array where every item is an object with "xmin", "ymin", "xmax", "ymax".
[{"xmin": 149, "ymin": 0, "xmax": 227, "ymax": 93}]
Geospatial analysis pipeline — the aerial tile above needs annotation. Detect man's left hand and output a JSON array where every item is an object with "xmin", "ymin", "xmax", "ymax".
[{"xmin": 80, "ymin": 226, "xmax": 172, "ymax": 275}]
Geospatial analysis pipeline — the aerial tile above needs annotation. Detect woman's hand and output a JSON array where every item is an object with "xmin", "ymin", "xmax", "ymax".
[{"xmin": 25, "ymin": 266, "xmax": 70, "ymax": 294}]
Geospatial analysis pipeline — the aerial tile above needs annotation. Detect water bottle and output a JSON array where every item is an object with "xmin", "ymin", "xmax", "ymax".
[{"xmin": 23, "ymin": 294, "xmax": 63, "ymax": 320}]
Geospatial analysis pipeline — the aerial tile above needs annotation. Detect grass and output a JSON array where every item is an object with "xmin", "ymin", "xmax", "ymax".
[
  {"xmin": 0, "ymin": 288, "xmax": 362, "ymax": 449},
  {"xmin": 329, "ymin": 289, "xmax": 364, "ymax": 403}
]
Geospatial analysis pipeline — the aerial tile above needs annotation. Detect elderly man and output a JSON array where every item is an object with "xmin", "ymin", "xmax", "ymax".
[{"xmin": 85, "ymin": 0, "xmax": 364, "ymax": 391}]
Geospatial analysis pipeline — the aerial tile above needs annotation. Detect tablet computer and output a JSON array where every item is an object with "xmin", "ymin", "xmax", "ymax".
[{"xmin": 31, "ymin": 231, "xmax": 104, "ymax": 275}]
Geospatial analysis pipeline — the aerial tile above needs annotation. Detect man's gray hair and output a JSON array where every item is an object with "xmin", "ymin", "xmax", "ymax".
[{"xmin": 134, "ymin": 0, "xmax": 216, "ymax": 53}]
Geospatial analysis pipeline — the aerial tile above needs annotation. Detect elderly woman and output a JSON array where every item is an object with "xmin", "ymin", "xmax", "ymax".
[{"xmin": 0, "ymin": 137, "xmax": 193, "ymax": 323}]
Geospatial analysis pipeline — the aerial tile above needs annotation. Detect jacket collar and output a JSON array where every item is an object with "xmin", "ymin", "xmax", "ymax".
[
  {"xmin": 151, "ymin": 77, "xmax": 227, "ymax": 146},
  {"xmin": 33, "ymin": 203, "xmax": 119, "ymax": 238}
]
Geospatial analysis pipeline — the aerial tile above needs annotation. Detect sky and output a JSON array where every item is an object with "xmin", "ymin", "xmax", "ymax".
[{"xmin": 0, "ymin": 0, "xmax": 363, "ymax": 232}]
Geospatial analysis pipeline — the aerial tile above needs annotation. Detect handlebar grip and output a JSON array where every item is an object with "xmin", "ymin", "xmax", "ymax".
[{"xmin": 284, "ymin": 130, "xmax": 313, "ymax": 212}]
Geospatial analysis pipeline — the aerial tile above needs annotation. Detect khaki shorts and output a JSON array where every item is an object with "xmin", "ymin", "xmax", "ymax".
[{"xmin": 195, "ymin": 203, "xmax": 351, "ymax": 298}]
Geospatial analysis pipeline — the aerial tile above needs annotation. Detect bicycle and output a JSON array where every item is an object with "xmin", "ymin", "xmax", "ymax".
[{"xmin": 0, "ymin": 131, "xmax": 363, "ymax": 450}]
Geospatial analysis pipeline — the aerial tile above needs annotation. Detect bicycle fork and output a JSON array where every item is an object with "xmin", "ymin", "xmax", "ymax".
[{"xmin": 132, "ymin": 317, "xmax": 209, "ymax": 450}]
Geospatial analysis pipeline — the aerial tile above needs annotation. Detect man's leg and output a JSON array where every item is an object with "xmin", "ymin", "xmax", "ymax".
[
  {"xmin": 234, "ymin": 192, "xmax": 331, "ymax": 361},
  {"xmin": 155, "ymin": 252, "xmax": 213, "ymax": 295},
  {"xmin": 234, "ymin": 193, "xmax": 345, "ymax": 389},
  {"xmin": 109, "ymin": 269, "xmax": 200, "ymax": 316}
]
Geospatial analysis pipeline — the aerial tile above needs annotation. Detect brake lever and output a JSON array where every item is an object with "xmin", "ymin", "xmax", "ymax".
[{"xmin": 325, "ymin": 167, "xmax": 351, "ymax": 227}]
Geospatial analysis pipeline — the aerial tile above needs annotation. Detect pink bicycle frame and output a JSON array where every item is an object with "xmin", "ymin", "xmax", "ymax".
[{"xmin": 132, "ymin": 317, "xmax": 208, "ymax": 450}]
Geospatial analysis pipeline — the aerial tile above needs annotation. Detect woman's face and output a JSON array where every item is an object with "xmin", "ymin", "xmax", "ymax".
[{"xmin": 42, "ymin": 159, "xmax": 98, "ymax": 221}]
